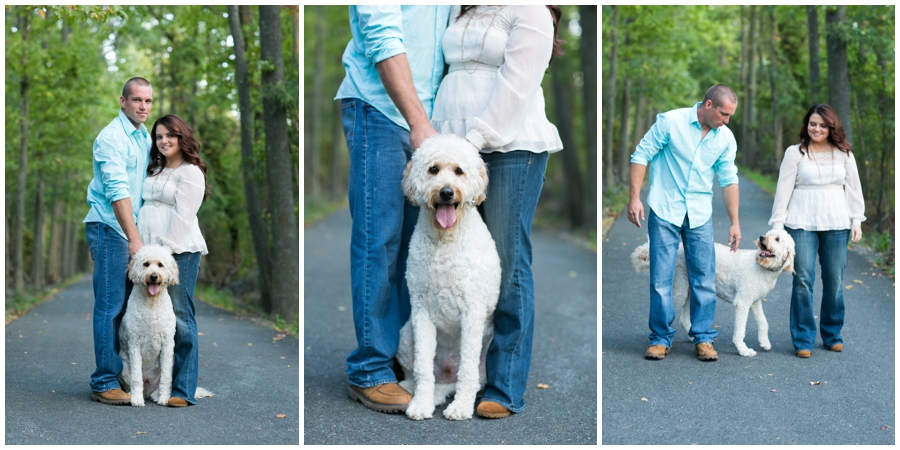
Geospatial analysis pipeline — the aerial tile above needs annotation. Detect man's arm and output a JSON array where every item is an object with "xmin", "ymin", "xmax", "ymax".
[
  {"xmin": 375, "ymin": 54, "xmax": 437, "ymax": 150},
  {"xmin": 627, "ymin": 163, "xmax": 647, "ymax": 228},
  {"xmin": 722, "ymin": 183, "xmax": 741, "ymax": 251},
  {"xmin": 112, "ymin": 198, "xmax": 143, "ymax": 257}
]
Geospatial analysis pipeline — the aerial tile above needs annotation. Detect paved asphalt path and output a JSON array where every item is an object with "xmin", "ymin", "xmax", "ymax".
[
  {"xmin": 304, "ymin": 207, "xmax": 597, "ymax": 444},
  {"xmin": 5, "ymin": 275, "xmax": 299, "ymax": 445},
  {"xmin": 602, "ymin": 174, "xmax": 895, "ymax": 445}
]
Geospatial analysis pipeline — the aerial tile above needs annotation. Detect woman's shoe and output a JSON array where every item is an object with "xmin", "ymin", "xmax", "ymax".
[
  {"xmin": 796, "ymin": 349, "xmax": 811, "ymax": 358},
  {"xmin": 828, "ymin": 343, "xmax": 843, "ymax": 352},
  {"xmin": 476, "ymin": 401, "xmax": 511, "ymax": 419}
]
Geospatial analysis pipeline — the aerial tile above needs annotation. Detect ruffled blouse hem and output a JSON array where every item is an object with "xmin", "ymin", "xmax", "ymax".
[{"xmin": 433, "ymin": 119, "xmax": 562, "ymax": 154}]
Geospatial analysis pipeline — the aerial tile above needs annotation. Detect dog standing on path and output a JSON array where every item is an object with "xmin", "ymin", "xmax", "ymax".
[
  {"xmin": 631, "ymin": 228, "xmax": 795, "ymax": 357},
  {"xmin": 397, "ymin": 135, "xmax": 501, "ymax": 420}
]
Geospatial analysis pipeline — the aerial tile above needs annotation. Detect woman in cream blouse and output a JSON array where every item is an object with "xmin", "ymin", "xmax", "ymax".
[
  {"xmin": 138, "ymin": 114, "xmax": 210, "ymax": 406},
  {"xmin": 430, "ymin": 5, "xmax": 564, "ymax": 418},
  {"xmin": 769, "ymin": 104, "xmax": 865, "ymax": 358}
]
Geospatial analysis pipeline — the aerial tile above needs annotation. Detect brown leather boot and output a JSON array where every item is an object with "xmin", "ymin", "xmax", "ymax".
[
  {"xmin": 695, "ymin": 342, "xmax": 718, "ymax": 361},
  {"xmin": 644, "ymin": 345, "xmax": 671, "ymax": 360},
  {"xmin": 796, "ymin": 349, "xmax": 811, "ymax": 358},
  {"xmin": 828, "ymin": 344, "xmax": 843, "ymax": 352},
  {"xmin": 91, "ymin": 388, "xmax": 131, "ymax": 405},
  {"xmin": 348, "ymin": 383, "xmax": 411, "ymax": 413},
  {"xmin": 167, "ymin": 397, "xmax": 189, "ymax": 407},
  {"xmin": 477, "ymin": 401, "xmax": 511, "ymax": 419}
]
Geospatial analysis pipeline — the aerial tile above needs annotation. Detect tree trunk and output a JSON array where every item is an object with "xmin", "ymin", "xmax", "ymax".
[
  {"xmin": 769, "ymin": 7, "xmax": 783, "ymax": 166},
  {"xmin": 580, "ymin": 5, "xmax": 597, "ymax": 231},
  {"xmin": 602, "ymin": 6, "xmax": 618, "ymax": 187},
  {"xmin": 806, "ymin": 6, "xmax": 821, "ymax": 104},
  {"xmin": 616, "ymin": 76, "xmax": 631, "ymax": 182},
  {"xmin": 739, "ymin": 6, "xmax": 748, "ymax": 154},
  {"xmin": 825, "ymin": 5, "xmax": 853, "ymax": 146},
  {"xmin": 309, "ymin": 5, "xmax": 325, "ymax": 200},
  {"xmin": 31, "ymin": 170, "xmax": 46, "ymax": 291},
  {"xmin": 551, "ymin": 55, "xmax": 583, "ymax": 229},
  {"xmin": 745, "ymin": 5, "xmax": 757, "ymax": 167},
  {"xmin": 330, "ymin": 101, "xmax": 344, "ymax": 200},
  {"xmin": 15, "ymin": 10, "xmax": 30, "ymax": 293},
  {"xmin": 229, "ymin": 5, "xmax": 273, "ymax": 311},
  {"xmin": 259, "ymin": 5, "xmax": 299, "ymax": 323},
  {"xmin": 47, "ymin": 199, "xmax": 65, "ymax": 285},
  {"xmin": 631, "ymin": 80, "xmax": 647, "ymax": 156}
]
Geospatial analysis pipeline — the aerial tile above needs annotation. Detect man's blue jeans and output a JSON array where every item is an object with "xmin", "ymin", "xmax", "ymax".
[
  {"xmin": 647, "ymin": 210, "xmax": 717, "ymax": 347},
  {"xmin": 478, "ymin": 150, "xmax": 548, "ymax": 414},
  {"xmin": 170, "ymin": 251, "xmax": 202, "ymax": 403},
  {"xmin": 341, "ymin": 98, "xmax": 417, "ymax": 388},
  {"xmin": 785, "ymin": 227, "xmax": 849, "ymax": 351},
  {"xmin": 86, "ymin": 222, "xmax": 131, "ymax": 393}
]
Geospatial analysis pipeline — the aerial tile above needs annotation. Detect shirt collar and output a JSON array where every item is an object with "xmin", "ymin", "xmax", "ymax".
[
  {"xmin": 118, "ymin": 109, "xmax": 149, "ymax": 137},
  {"xmin": 690, "ymin": 101, "xmax": 718, "ymax": 135}
]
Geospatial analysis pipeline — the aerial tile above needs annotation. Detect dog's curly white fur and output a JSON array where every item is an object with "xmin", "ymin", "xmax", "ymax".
[
  {"xmin": 397, "ymin": 135, "xmax": 501, "ymax": 420},
  {"xmin": 119, "ymin": 244, "xmax": 213, "ymax": 406},
  {"xmin": 631, "ymin": 229, "xmax": 795, "ymax": 357}
]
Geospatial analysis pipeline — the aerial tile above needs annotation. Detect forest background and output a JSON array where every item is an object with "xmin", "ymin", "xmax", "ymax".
[
  {"xmin": 602, "ymin": 5, "xmax": 895, "ymax": 274},
  {"xmin": 5, "ymin": 5, "xmax": 301, "ymax": 331},
  {"xmin": 303, "ymin": 6, "xmax": 599, "ymax": 248}
]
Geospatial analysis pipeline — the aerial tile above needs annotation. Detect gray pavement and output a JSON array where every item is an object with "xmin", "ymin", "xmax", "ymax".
[
  {"xmin": 304, "ymin": 207, "xmax": 597, "ymax": 444},
  {"xmin": 601, "ymin": 174, "xmax": 895, "ymax": 444},
  {"xmin": 5, "ymin": 275, "xmax": 299, "ymax": 445}
]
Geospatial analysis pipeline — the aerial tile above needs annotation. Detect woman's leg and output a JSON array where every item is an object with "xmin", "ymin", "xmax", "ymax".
[
  {"xmin": 817, "ymin": 229, "xmax": 850, "ymax": 348},
  {"xmin": 786, "ymin": 227, "xmax": 818, "ymax": 351},
  {"xmin": 169, "ymin": 252, "xmax": 202, "ymax": 403},
  {"xmin": 478, "ymin": 150, "xmax": 548, "ymax": 414}
]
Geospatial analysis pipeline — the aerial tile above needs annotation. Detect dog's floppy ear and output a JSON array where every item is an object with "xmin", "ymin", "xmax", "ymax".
[
  {"xmin": 473, "ymin": 160, "xmax": 489, "ymax": 206},
  {"xmin": 401, "ymin": 159, "xmax": 418, "ymax": 206},
  {"xmin": 781, "ymin": 247, "xmax": 795, "ymax": 274}
]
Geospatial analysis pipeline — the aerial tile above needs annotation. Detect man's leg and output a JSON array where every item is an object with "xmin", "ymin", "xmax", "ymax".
[
  {"xmin": 681, "ymin": 215, "xmax": 718, "ymax": 347},
  {"xmin": 86, "ymin": 222, "xmax": 131, "ymax": 396},
  {"xmin": 647, "ymin": 210, "xmax": 682, "ymax": 349},
  {"xmin": 342, "ymin": 98, "xmax": 417, "ymax": 393}
]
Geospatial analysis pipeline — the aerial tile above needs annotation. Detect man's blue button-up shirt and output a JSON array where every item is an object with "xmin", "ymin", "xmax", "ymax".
[
  {"xmin": 83, "ymin": 109, "xmax": 150, "ymax": 239},
  {"xmin": 630, "ymin": 102, "xmax": 739, "ymax": 229},
  {"xmin": 334, "ymin": 5, "xmax": 451, "ymax": 131}
]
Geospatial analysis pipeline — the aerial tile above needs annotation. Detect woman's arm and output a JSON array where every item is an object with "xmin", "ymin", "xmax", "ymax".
[
  {"xmin": 769, "ymin": 146, "xmax": 800, "ymax": 229},
  {"xmin": 465, "ymin": 6, "xmax": 554, "ymax": 150},
  {"xmin": 843, "ymin": 151, "xmax": 866, "ymax": 242}
]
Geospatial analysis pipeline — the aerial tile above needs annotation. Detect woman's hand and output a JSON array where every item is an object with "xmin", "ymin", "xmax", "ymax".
[{"xmin": 851, "ymin": 224, "xmax": 862, "ymax": 243}]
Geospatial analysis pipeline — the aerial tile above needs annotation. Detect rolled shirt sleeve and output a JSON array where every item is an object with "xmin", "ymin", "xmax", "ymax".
[
  {"xmin": 630, "ymin": 113, "xmax": 669, "ymax": 166},
  {"xmin": 713, "ymin": 138, "xmax": 739, "ymax": 188},
  {"xmin": 355, "ymin": 6, "xmax": 406, "ymax": 64},
  {"xmin": 94, "ymin": 131, "xmax": 133, "ymax": 204}
]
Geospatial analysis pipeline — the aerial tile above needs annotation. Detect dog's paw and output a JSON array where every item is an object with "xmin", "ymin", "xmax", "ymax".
[
  {"xmin": 155, "ymin": 395, "xmax": 170, "ymax": 406},
  {"xmin": 760, "ymin": 340, "xmax": 772, "ymax": 351},
  {"xmin": 131, "ymin": 397, "xmax": 145, "ymax": 407},
  {"xmin": 406, "ymin": 397, "xmax": 434, "ymax": 420},
  {"xmin": 442, "ymin": 400, "xmax": 474, "ymax": 421},
  {"xmin": 737, "ymin": 346, "xmax": 757, "ymax": 357}
]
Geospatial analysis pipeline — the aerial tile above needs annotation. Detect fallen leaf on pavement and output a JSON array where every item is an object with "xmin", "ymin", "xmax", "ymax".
[
  {"xmin": 273, "ymin": 334, "xmax": 286, "ymax": 341},
  {"xmin": 136, "ymin": 431, "xmax": 146, "ymax": 435},
  {"xmin": 641, "ymin": 397, "xmax": 648, "ymax": 402},
  {"xmin": 276, "ymin": 414, "xmax": 286, "ymax": 419},
  {"xmin": 810, "ymin": 381, "xmax": 821, "ymax": 385},
  {"xmin": 771, "ymin": 389, "xmax": 777, "ymax": 392},
  {"xmin": 853, "ymin": 280, "xmax": 863, "ymax": 284},
  {"xmin": 537, "ymin": 383, "xmax": 549, "ymax": 389},
  {"xmin": 845, "ymin": 285, "xmax": 854, "ymax": 289}
]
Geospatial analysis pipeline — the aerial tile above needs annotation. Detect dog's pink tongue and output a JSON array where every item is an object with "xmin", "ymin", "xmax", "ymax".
[
  {"xmin": 436, "ymin": 204, "xmax": 457, "ymax": 229},
  {"xmin": 149, "ymin": 284, "xmax": 160, "ymax": 296}
]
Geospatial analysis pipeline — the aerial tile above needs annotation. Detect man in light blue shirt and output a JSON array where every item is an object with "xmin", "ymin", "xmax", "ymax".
[
  {"xmin": 84, "ymin": 77, "xmax": 152, "ymax": 404},
  {"xmin": 627, "ymin": 84, "xmax": 742, "ymax": 362},
  {"xmin": 335, "ymin": 6, "xmax": 451, "ymax": 413}
]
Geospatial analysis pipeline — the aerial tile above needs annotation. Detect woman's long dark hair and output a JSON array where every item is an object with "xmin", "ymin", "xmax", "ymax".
[
  {"xmin": 798, "ymin": 104, "xmax": 853, "ymax": 156},
  {"xmin": 148, "ymin": 114, "xmax": 211, "ymax": 201},
  {"xmin": 458, "ymin": 6, "xmax": 565, "ymax": 65}
]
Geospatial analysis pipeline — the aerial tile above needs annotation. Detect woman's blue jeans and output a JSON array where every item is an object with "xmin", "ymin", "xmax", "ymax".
[
  {"xmin": 785, "ymin": 227, "xmax": 849, "ymax": 351},
  {"xmin": 170, "ymin": 251, "xmax": 202, "ymax": 404},
  {"xmin": 478, "ymin": 150, "xmax": 548, "ymax": 414},
  {"xmin": 647, "ymin": 210, "xmax": 718, "ymax": 347},
  {"xmin": 341, "ymin": 98, "xmax": 417, "ymax": 388}
]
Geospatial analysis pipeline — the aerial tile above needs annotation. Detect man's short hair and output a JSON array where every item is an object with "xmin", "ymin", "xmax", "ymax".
[
  {"xmin": 703, "ymin": 84, "xmax": 738, "ymax": 108},
  {"xmin": 122, "ymin": 77, "xmax": 152, "ymax": 99}
]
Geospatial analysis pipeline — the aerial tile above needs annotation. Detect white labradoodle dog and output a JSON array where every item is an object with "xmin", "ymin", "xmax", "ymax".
[
  {"xmin": 631, "ymin": 228, "xmax": 795, "ymax": 357},
  {"xmin": 119, "ymin": 244, "xmax": 212, "ymax": 406},
  {"xmin": 397, "ymin": 135, "xmax": 501, "ymax": 420}
]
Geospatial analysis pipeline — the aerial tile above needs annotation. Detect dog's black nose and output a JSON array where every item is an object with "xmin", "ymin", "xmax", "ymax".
[
  {"xmin": 150, "ymin": 273, "xmax": 159, "ymax": 283},
  {"xmin": 439, "ymin": 186, "xmax": 454, "ymax": 201},
  {"xmin": 759, "ymin": 236, "xmax": 765, "ymax": 242}
]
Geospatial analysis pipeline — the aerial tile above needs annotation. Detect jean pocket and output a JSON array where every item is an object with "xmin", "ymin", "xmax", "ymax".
[{"xmin": 85, "ymin": 223, "xmax": 99, "ymax": 260}]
